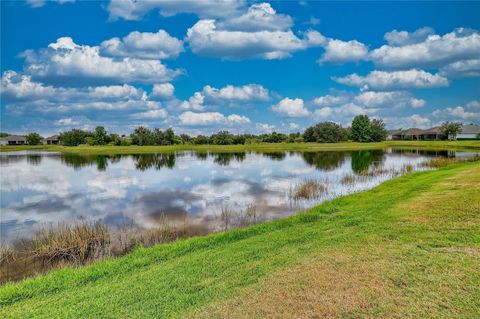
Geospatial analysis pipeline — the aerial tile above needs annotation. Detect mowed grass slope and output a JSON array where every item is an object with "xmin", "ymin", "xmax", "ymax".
[{"xmin": 1, "ymin": 162, "xmax": 479, "ymax": 318}]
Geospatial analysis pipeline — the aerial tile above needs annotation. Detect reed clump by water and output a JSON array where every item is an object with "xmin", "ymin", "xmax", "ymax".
[
  {"xmin": 401, "ymin": 164, "xmax": 414, "ymax": 174},
  {"xmin": 290, "ymin": 179, "xmax": 327, "ymax": 200},
  {"xmin": 0, "ymin": 218, "xmax": 195, "ymax": 284},
  {"xmin": 34, "ymin": 222, "xmax": 110, "ymax": 263},
  {"xmin": 0, "ymin": 207, "xmax": 259, "ymax": 284},
  {"xmin": 341, "ymin": 166, "xmax": 397, "ymax": 185},
  {"xmin": 340, "ymin": 174, "xmax": 357, "ymax": 185},
  {"xmin": 220, "ymin": 204, "xmax": 258, "ymax": 231},
  {"xmin": 421, "ymin": 155, "xmax": 480, "ymax": 168}
]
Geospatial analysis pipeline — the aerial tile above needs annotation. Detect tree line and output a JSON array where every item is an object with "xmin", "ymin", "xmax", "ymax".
[
  {"xmin": 18, "ymin": 115, "xmax": 390, "ymax": 146},
  {"xmin": 303, "ymin": 115, "xmax": 388, "ymax": 143},
  {"xmin": 11, "ymin": 115, "xmax": 479, "ymax": 147}
]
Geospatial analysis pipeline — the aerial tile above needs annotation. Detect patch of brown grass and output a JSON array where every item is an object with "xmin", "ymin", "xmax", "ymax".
[
  {"xmin": 189, "ymin": 250, "xmax": 392, "ymax": 319},
  {"xmin": 400, "ymin": 166, "xmax": 480, "ymax": 226},
  {"xmin": 190, "ymin": 164, "xmax": 480, "ymax": 319}
]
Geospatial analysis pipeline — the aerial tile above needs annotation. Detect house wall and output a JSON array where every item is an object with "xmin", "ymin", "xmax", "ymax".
[{"xmin": 456, "ymin": 133, "xmax": 478, "ymax": 139}]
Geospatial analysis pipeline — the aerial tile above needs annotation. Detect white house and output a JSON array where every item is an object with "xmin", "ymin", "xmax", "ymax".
[{"xmin": 455, "ymin": 124, "xmax": 480, "ymax": 140}]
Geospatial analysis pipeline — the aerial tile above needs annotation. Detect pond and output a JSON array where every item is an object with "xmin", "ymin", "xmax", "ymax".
[{"xmin": 0, "ymin": 148, "xmax": 474, "ymax": 244}]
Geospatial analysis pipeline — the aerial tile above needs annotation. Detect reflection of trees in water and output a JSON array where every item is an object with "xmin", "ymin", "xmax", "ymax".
[
  {"xmin": 26, "ymin": 154, "xmax": 42, "ymax": 166},
  {"xmin": 260, "ymin": 152, "xmax": 286, "ymax": 161},
  {"xmin": 133, "ymin": 153, "xmax": 176, "ymax": 171},
  {"xmin": 390, "ymin": 148, "xmax": 451, "ymax": 157},
  {"xmin": 62, "ymin": 154, "xmax": 100, "ymax": 170},
  {"xmin": 95, "ymin": 156, "xmax": 108, "ymax": 171},
  {"xmin": 193, "ymin": 151, "xmax": 208, "ymax": 161},
  {"xmin": 61, "ymin": 154, "xmax": 124, "ymax": 171},
  {"xmin": 0, "ymin": 154, "xmax": 27, "ymax": 165},
  {"xmin": 61, "ymin": 153, "xmax": 177, "ymax": 171},
  {"xmin": 213, "ymin": 152, "xmax": 246, "ymax": 166},
  {"xmin": 301, "ymin": 151, "xmax": 347, "ymax": 171},
  {"xmin": 351, "ymin": 150, "xmax": 385, "ymax": 174}
]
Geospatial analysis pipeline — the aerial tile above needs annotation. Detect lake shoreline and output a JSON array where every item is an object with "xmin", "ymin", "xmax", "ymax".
[
  {"xmin": 2, "ymin": 140, "xmax": 480, "ymax": 155},
  {"xmin": 1, "ymin": 160, "xmax": 478, "ymax": 317},
  {"xmin": 4, "ymin": 153, "xmax": 457, "ymax": 283}
]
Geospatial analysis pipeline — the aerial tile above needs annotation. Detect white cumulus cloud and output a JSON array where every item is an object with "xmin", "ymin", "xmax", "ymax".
[
  {"xmin": 354, "ymin": 91, "xmax": 425, "ymax": 108},
  {"xmin": 433, "ymin": 100, "xmax": 480, "ymax": 122},
  {"xmin": 178, "ymin": 111, "xmax": 250, "ymax": 126},
  {"xmin": 439, "ymin": 59, "xmax": 480, "ymax": 78},
  {"xmin": 133, "ymin": 109, "xmax": 168, "ymax": 119},
  {"xmin": 179, "ymin": 92, "xmax": 205, "ymax": 111},
  {"xmin": 186, "ymin": 19, "xmax": 324, "ymax": 60},
  {"xmin": 271, "ymin": 98, "xmax": 310, "ymax": 117},
  {"xmin": 56, "ymin": 117, "xmax": 80, "ymax": 126},
  {"xmin": 100, "ymin": 29, "xmax": 184, "ymax": 60},
  {"xmin": 383, "ymin": 27, "xmax": 435, "ymax": 46},
  {"xmin": 219, "ymin": 2, "xmax": 292, "ymax": 32},
  {"xmin": 371, "ymin": 28, "xmax": 480, "ymax": 69},
  {"xmin": 203, "ymin": 84, "xmax": 269, "ymax": 101},
  {"xmin": 318, "ymin": 39, "xmax": 369, "ymax": 64},
  {"xmin": 21, "ymin": 37, "xmax": 181, "ymax": 85},
  {"xmin": 226, "ymin": 114, "xmax": 251, "ymax": 124},
  {"xmin": 333, "ymin": 69, "xmax": 449, "ymax": 90},
  {"xmin": 312, "ymin": 94, "xmax": 350, "ymax": 107},
  {"xmin": 107, "ymin": 0, "xmax": 245, "ymax": 20},
  {"xmin": 150, "ymin": 83, "xmax": 175, "ymax": 100},
  {"xmin": 27, "ymin": 0, "xmax": 74, "ymax": 8}
]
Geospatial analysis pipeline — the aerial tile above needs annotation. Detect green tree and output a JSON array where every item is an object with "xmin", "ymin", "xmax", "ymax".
[
  {"xmin": 303, "ymin": 122, "xmax": 348, "ymax": 143},
  {"xmin": 130, "ymin": 127, "xmax": 154, "ymax": 145},
  {"xmin": 93, "ymin": 126, "xmax": 109, "ymax": 145},
  {"xmin": 211, "ymin": 131, "xmax": 234, "ymax": 145},
  {"xmin": 440, "ymin": 121, "xmax": 462, "ymax": 140},
  {"xmin": 351, "ymin": 115, "xmax": 372, "ymax": 142},
  {"xmin": 287, "ymin": 132, "xmax": 302, "ymax": 143},
  {"xmin": 193, "ymin": 135, "xmax": 210, "ymax": 145},
  {"xmin": 85, "ymin": 136, "xmax": 95, "ymax": 146},
  {"xmin": 180, "ymin": 134, "xmax": 192, "ymax": 144},
  {"xmin": 164, "ymin": 128, "xmax": 178, "ymax": 145},
  {"xmin": 152, "ymin": 128, "xmax": 165, "ymax": 145},
  {"xmin": 261, "ymin": 132, "xmax": 287, "ymax": 143},
  {"xmin": 303, "ymin": 126, "xmax": 316, "ymax": 142},
  {"xmin": 109, "ymin": 134, "xmax": 124, "ymax": 146},
  {"xmin": 370, "ymin": 119, "xmax": 387, "ymax": 142},
  {"xmin": 25, "ymin": 132, "xmax": 43, "ymax": 145},
  {"xmin": 59, "ymin": 129, "xmax": 90, "ymax": 146},
  {"xmin": 232, "ymin": 134, "xmax": 246, "ymax": 145}
]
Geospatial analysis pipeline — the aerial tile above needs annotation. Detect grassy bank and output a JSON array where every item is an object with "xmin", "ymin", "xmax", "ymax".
[
  {"xmin": 1, "ymin": 140, "xmax": 480, "ymax": 155},
  {"xmin": 1, "ymin": 161, "xmax": 479, "ymax": 318}
]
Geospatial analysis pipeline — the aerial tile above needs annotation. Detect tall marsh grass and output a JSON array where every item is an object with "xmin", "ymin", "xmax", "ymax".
[
  {"xmin": 0, "ymin": 207, "xmax": 260, "ymax": 284},
  {"xmin": 421, "ymin": 155, "xmax": 479, "ymax": 168},
  {"xmin": 290, "ymin": 179, "xmax": 327, "ymax": 201},
  {"xmin": 34, "ymin": 222, "xmax": 110, "ymax": 263},
  {"xmin": 220, "ymin": 204, "xmax": 258, "ymax": 231},
  {"xmin": 0, "ymin": 219, "xmax": 192, "ymax": 284}
]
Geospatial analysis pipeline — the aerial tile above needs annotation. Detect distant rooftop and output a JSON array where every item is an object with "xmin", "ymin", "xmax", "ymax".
[
  {"xmin": 4, "ymin": 135, "xmax": 26, "ymax": 141},
  {"xmin": 389, "ymin": 124, "xmax": 479, "ymax": 135},
  {"xmin": 461, "ymin": 124, "xmax": 480, "ymax": 134}
]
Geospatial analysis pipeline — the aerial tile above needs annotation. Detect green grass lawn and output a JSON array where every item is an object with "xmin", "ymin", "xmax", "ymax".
[
  {"xmin": 1, "ymin": 162, "xmax": 479, "ymax": 318},
  {"xmin": 1, "ymin": 140, "xmax": 480, "ymax": 155}
]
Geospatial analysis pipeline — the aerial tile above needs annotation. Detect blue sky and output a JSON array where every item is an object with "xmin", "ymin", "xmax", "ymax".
[{"xmin": 1, "ymin": 0, "xmax": 479, "ymax": 136}]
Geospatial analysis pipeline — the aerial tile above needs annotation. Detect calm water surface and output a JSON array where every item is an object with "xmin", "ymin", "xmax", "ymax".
[{"xmin": 0, "ymin": 148, "xmax": 473, "ymax": 244}]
